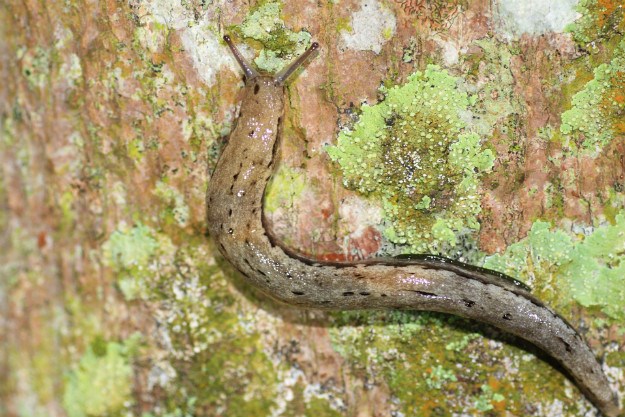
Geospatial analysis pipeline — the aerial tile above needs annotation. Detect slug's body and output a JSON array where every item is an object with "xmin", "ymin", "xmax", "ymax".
[{"xmin": 207, "ymin": 36, "xmax": 621, "ymax": 417}]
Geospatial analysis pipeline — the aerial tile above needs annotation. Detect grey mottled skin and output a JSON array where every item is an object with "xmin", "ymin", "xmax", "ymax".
[{"xmin": 206, "ymin": 40, "xmax": 621, "ymax": 417}]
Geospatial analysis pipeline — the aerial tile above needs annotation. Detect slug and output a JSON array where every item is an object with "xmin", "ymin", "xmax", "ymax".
[{"xmin": 206, "ymin": 35, "xmax": 622, "ymax": 417}]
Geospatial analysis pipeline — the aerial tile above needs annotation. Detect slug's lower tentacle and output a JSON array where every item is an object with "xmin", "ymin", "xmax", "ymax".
[{"xmin": 207, "ymin": 39, "xmax": 622, "ymax": 417}]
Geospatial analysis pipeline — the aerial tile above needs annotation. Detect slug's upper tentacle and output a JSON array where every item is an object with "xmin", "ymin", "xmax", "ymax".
[
  {"xmin": 274, "ymin": 42, "xmax": 319, "ymax": 86},
  {"xmin": 223, "ymin": 35, "xmax": 259, "ymax": 80},
  {"xmin": 207, "ymin": 36, "xmax": 622, "ymax": 417}
]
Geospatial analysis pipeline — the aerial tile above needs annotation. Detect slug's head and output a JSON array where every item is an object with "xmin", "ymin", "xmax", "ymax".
[{"xmin": 223, "ymin": 35, "xmax": 319, "ymax": 92}]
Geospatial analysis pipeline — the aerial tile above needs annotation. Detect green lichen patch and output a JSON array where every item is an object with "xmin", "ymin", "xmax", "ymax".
[
  {"xmin": 484, "ymin": 213, "xmax": 625, "ymax": 321},
  {"xmin": 102, "ymin": 222, "xmax": 175, "ymax": 300},
  {"xmin": 473, "ymin": 384, "xmax": 505, "ymax": 412},
  {"xmin": 467, "ymin": 39, "xmax": 523, "ymax": 138},
  {"xmin": 17, "ymin": 46, "xmax": 52, "ymax": 90},
  {"xmin": 264, "ymin": 165, "xmax": 308, "ymax": 213},
  {"xmin": 559, "ymin": 39, "xmax": 625, "ymax": 153},
  {"xmin": 326, "ymin": 65, "xmax": 494, "ymax": 253},
  {"xmin": 232, "ymin": 2, "xmax": 312, "ymax": 73},
  {"xmin": 100, "ymin": 218, "xmax": 282, "ymax": 417},
  {"xmin": 146, "ymin": 242, "xmax": 280, "ymax": 417},
  {"xmin": 329, "ymin": 310, "xmax": 577, "ymax": 416},
  {"xmin": 63, "ymin": 335, "xmax": 141, "ymax": 417},
  {"xmin": 154, "ymin": 181, "xmax": 190, "ymax": 227}
]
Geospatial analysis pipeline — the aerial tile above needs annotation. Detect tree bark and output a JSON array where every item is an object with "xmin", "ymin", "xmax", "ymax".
[{"xmin": 1, "ymin": 1, "xmax": 623, "ymax": 417}]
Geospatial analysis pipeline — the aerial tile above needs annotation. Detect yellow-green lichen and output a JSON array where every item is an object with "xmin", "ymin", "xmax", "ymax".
[
  {"xmin": 146, "ymin": 242, "xmax": 280, "ymax": 417},
  {"xmin": 232, "ymin": 2, "xmax": 312, "ymax": 73},
  {"xmin": 327, "ymin": 65, "xmax": 494, "ymax": 253},
  {"xmin": 264, "ymin": 165, "xmax": 308, "ymax": 213},
  {"xmin": 100, "ymin": 220, "xmax": 282, "ymax": 416},
  {"xmin": 484, "ymin": 213, "xmax": 625, "ymax": 321},
  {"xmin": 63, "ymin": 334, "xmax": 141, "ymax": 417},
  {"xmin": 559, "ymin": 38, "xmax": 625, "ymax": 153},
  {"xmin": 329, "ymin": 310, "xmax": 576, "ymax": 416}
]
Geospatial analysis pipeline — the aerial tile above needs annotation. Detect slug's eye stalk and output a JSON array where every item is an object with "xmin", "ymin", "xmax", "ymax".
[
  {"xmin": 223, "ymin": 34, "xmax": 259, "ymax": 81},
  {"xmin": 274, "ymin": 42, "xmax": 319, "ymax": 86}
]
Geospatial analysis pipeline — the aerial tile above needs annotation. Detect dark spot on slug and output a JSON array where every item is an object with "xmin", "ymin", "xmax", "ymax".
[
  {"xmin": 462, "ymin": 299, "xmax": 476, "ymax": 308},
  {"xmin": 381, "ymin": 294, "xmax": 388, "ymax": 297},
  {"xmin": 343, "ymin": 291, "xmax": 354, "ymax": 296},
  {"xmin": 291, "ymin": 291, "xmax": 304, "ymax": 295},
  {"xmin": 228, "ymin": 208, "xmax": 233, "ymax": 217},
  {"xmin": 233, "ymin": 172, "xmax": 239, "ymax": 181},
  {"xmin": 359, "ymin": 292, "xmax": 371, "ymax": 296},
  {"xmin": 249, "ymin": 130, "xmax": 255, "ymax": 137},
  {"xmin": 286, "ymin": 272, "xmax": 292, "ymax": 278},
  {"xmin": 255, "ymin": 268, "xmax": 266, "ymax": 276},
  {"xmin": 254, "ymin": 84, "xmax": 260, "ymax": 94},
  {"xmin": 228, "ymin": 228, "xmax": 234, "ymax": 234},
  {"xmin": 558, "ymin": 337, "xmax": 573, "ymax": 353},
  {"xmin": 503, "ymin": 313, "xmax": 512, "ymax": 320}
]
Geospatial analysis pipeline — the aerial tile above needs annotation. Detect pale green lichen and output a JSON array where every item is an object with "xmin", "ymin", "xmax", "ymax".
[
  {"xmin": 154, "ymin": 181, "xmax": 190, "ymax": 227},
  {"xmin": 559, "ymin": 38, "xmax": 625, "ymax": 153},
  {"xmin": 425, "ymin": 365, "xmax": 457, "ymax": 389},
  {"xmin": 473, "ymin": 384, "xmax": 505, "ymax": 412},
  {"xmin": 327, "ymin": 65, "xmax": 494, "ymax": 253},
  {"xmin": 63, "ymin": 334, "xmax": 141, "ymax": 417},
  {"xmin": 18, "ymin": 46, "xmax": 52, "ymax": 89},
  {"xmin": 484, "ymin": 213, "xmax": 625, "ymax": 321},
  {"xmin": 60, "ymin": 53, "xmax": 83, "ymax": 88},
  {"xmin": 102, "ymin": 222, "xmax": 175, "ymax": 300},
  {"xmin": 469, "ymin": 38, "xmax": 523, "ymax": 138},
  {"xmin": 233, "ymin": 2, "xmax": 312, "ymax": 73}
]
